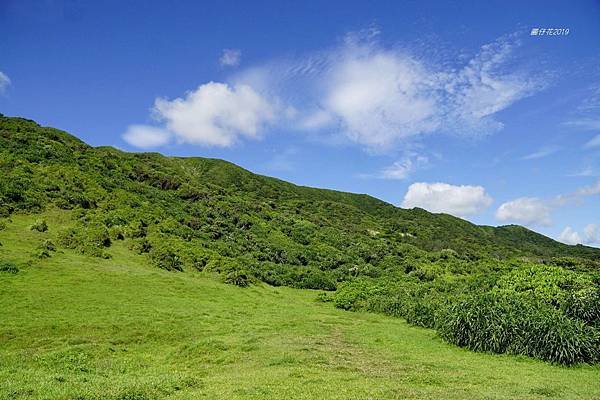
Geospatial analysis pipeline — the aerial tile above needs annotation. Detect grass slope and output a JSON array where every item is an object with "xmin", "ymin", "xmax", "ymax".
[{"xmin": 1, "ymin": 211, "xmax": 599, "ymax": 400}]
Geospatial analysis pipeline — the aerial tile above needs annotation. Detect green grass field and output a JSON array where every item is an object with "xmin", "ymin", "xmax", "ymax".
[{"xmin": 1, "ymin": 211, "xmax": 599, "ymax": 400}]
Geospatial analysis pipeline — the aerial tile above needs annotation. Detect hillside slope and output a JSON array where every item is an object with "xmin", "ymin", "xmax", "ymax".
[
  {"xmin": 1, "ymin": 115, "xmax": 598, "ymax": 265},
  {"xmin": 1, "ymin": 211, "xmax": 599, "ymax": 399}
]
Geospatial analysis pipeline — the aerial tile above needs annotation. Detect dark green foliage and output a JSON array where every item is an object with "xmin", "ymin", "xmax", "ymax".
[
  {"xmin": 332, "ymin": 262, "xmax": 600, "ymax": 365},
  {"xmin": 562, "ymin": 288, "xmax": 600, "ymax": 325},
  {"xmin": 438, "ymin": 292, "xmax": 599, "ymax": 365},
  {"xmin": 150, "ymin": 246, "xmax": 184, "ymax": 272},
  {"xmin": 30, "ymin": 219, "xmax": 48, "ymax": 232},
  {"xmin": 224, "ymin": 269, "xmax": 253, "ymax": 287},
  {"xmin": 58, "ymin": 226, "xmax": 111, "ymax": 258},
  {"xmin": 0, "ymin": 260, "xmax": 19, "ymax": 274},
  {"xmin": 35, "ymin": 239, "xmax": 57, "ymax": 259}
]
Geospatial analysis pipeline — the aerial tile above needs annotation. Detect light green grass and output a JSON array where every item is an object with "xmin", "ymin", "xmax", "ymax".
[{"xmin": 0, "ymin": 211, "xmax": 599, "ymax": 399}]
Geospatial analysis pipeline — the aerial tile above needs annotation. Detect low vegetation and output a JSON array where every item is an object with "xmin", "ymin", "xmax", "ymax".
[
  {"xmin": 1, "ymin": 115, "xmax": 599, "ymax": 370},
  {"xmin": 0, "ymin": 212, "xmax": 599, "ymax": 399}
]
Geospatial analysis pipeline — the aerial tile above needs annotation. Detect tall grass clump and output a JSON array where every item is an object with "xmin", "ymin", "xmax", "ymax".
[
  {"xmin": 438, "ymin": 292, "xmax": 599, "ymax": 365},
  {"xmin": 0, "ymin": 260, "xmax": 19, "ymax": 274}
]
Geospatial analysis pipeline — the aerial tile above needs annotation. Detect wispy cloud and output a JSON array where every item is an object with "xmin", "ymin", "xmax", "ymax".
[
  {"xmin": 233, "ymin": 31, "xmax": 543, "ymax": 151},
  {"xmin": 563, "ymin": 83, "xmax": 600, "ymax": 132},
  {"xmin": 565, "ymin": 119, "xmax": 600, "ymax": 130},
  {"xmin": 521, "ymin": 146, "xmax": 560, "ymax": 160},
  {"xmin": 123, "ymin": 30, "xmax": 544, "ymax": 151},
  {"xmin": 220, "ymin": 49, "xmax": 242, "ymax": 67},
  {"xmin": 359, "ymin": 153, "xmax": 429, "ymax": 180},
  {"xmin": 0, "ymin": 71, "xmax": 11, "ymax": 94},
  {"xmin": 584, "ymin": 134, "xmax": 600, "ymax": 149}
]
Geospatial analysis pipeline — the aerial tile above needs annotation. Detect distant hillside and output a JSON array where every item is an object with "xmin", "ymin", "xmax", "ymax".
[{"xmin": 1, "ymin": 115, "xmax": 598, "ymax": 271}]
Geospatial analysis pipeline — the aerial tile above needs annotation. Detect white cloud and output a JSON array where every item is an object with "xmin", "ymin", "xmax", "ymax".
[
  {"xmin": 323, "ymin": 48, "xmax": 439, "ymax": 148},
  {"xmin": 228, "ymin": 31, "xmax": 541, "ymax": 151},
  {"xmin": 318, "ymin": 35, "xmax": 539, "ymax": 149},
  {"xmin": 584, "ymin": 224, "xmax": 599, "ymax": 244},
  {"xmin": 566, "ymin": 119, "xmax": 600, "ymax": 130},
  {"xmin": 559, "ymin": 224, "xmax": 600, "ymax": 246},
  {"xmin": 125, "ymin": 31, "xmax": 541, "ymax": 150},
  {"xmin": 521, "ymin": 146, "xmax": 559, "ymax": 160},
  {"xmin": 381, "ymin": 155, "xmax": 429, "ymax": 180},
  {"xmin": 0, "ymin": 71, "xmax": 10, "ymax": 94},
  {"xmin": 574, "ymin": 179, "xmax": 600, "ymax": 197},
  {"xmin": 401, "ymin": 182, "xmax": 493, "ymax": 217},
  {"xmin": 559, "ymin": 227, "xmax": 582, "ymax": 245},
  {"xmin": 497, "ymin": 179, "xmax": 599, "ymax": 230},
  {"xmin": 299, "ymin": 109, "xmax": 334, "ymax": 130},
  {"xmin": 442, "ymin": 38, "xmax": 541, "ymax": 135},
  {"xmin": 220, "ymin": 49, "xmax": 242, "ymax": 67},
  {"xmin": 584, "ymin": 134, "xmax": 600, "ymax": 149},
  {"xmin": 122, "ymin": 125, "xmax": 171, "ymax": 149},
  {"xmin": 151, "ymin": 82, "xmax": 275, "ymax": 147},
  {"xmin": 495, "ymin": 197, "xmax": 551, "ymax": 227}
]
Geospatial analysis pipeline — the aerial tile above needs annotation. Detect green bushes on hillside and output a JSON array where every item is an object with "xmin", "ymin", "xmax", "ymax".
[
  {"xmin": 2, "ymin": 115, "xmax": 600, "ymax": 365},
  {"xmin": 331, "ymin": 264, "xmax": 600, "ymax": 365}
]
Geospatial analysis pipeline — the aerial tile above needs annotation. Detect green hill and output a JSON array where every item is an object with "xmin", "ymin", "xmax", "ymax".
[
  {"xmin": 2, "ymin": 212, "xmax": 599, "ymax": 399},
  {"xmin": 1, "ymin": 115, "xmax": 598, "ymax": 263},
  {"xmin": 1, "ymin": 115, "xmax": 599, "ymax": 370}
]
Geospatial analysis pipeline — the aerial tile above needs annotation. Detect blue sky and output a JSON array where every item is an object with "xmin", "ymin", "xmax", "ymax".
[{"xmin": 1, "ymin": 0, "xmax": 599, "ymax": 246}]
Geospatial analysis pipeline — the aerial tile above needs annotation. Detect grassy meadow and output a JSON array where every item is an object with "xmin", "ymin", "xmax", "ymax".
[{"xmin": 1, "ymin": 211, "xmax": 599, "ymax": 400}]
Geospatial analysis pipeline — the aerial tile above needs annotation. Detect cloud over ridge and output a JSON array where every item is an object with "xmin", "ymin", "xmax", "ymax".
[
  {"xmin": 401, "ymin": 182, "xmax": 493, "ymax": 217},
  {"xmin": 123, "ymin": 31, "xmax": 542, "ymax": 150}
]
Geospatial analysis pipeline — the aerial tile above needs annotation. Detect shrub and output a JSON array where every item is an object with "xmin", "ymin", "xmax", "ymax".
[
  {"xmin": 333, "ymin": 279, "xmax": 387, "ymax": 311},
  {"xmin": 316, "ymin": 292, "xmax": 333, "ymax": 302},
  {"xmin": 30, "ymin": 219, "xmax": 48, "ymax": 232},
  {"xmin": 58, "ymin": 226, "xmax": 111, "ymax": 258},
  {"xmin": 109, "ymin": 225, "xmax": 125, "ymax": 240},
  {"xmin": 0, "ymin": 260, "xmax": 19, "ymax": 274},
  {"xmin": 224, "ymin": 269, "xmax": 253, "ymax": 287},
  {"xmin": 438, "ymin": 292, "xmax": 599, "ymax": 365},
  {"xmin": 150, "ymin": 247, "xmax": 184, "ymax": 272},
  {"xmin": 562, "ymin": 288, "xmax": 600, "ymax": 326},
  {"xmin": 37, "ymin": 249, "xmax": 51, "ymax": 259},
  {"xmin": 495, "ymin": 264, "xmax": 592, "ymax": 307},
  {"xmin": 296, "ymin": 269, "xmax": 337, "ymax": 291},
  {"xmin": 39, "ymin": 239, "xmax": 56, "ymax": 252}
]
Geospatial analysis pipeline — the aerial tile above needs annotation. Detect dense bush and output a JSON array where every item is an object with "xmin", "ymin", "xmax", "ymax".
[
  {"xmin": 58, "ymin": 226, "xmax": 111, "ymax": 258},
  {"xmin": 332, "ymin": 263, "xmax": 600, "ymax": 365},
  {"xmin": 438, "ymin": 292, "xmax": 599, "ymax": 365},
  {"xmin": 29, "ymin": 219, "xmax": 48, "ymax": 232},
  {"xmin": 224, "ymin": 269, "xmax": 253, "ymax": 287},
  {"xmin": 150, "ymin": 246, "xmax": 184, "ymax": 272},
  {"xmin": 0, "ymin": 260, "xmax": 19, "ymax": 274},
  {"xmin": 562, "ymin": 288, "xmax": 600, "ymax": 326}
]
